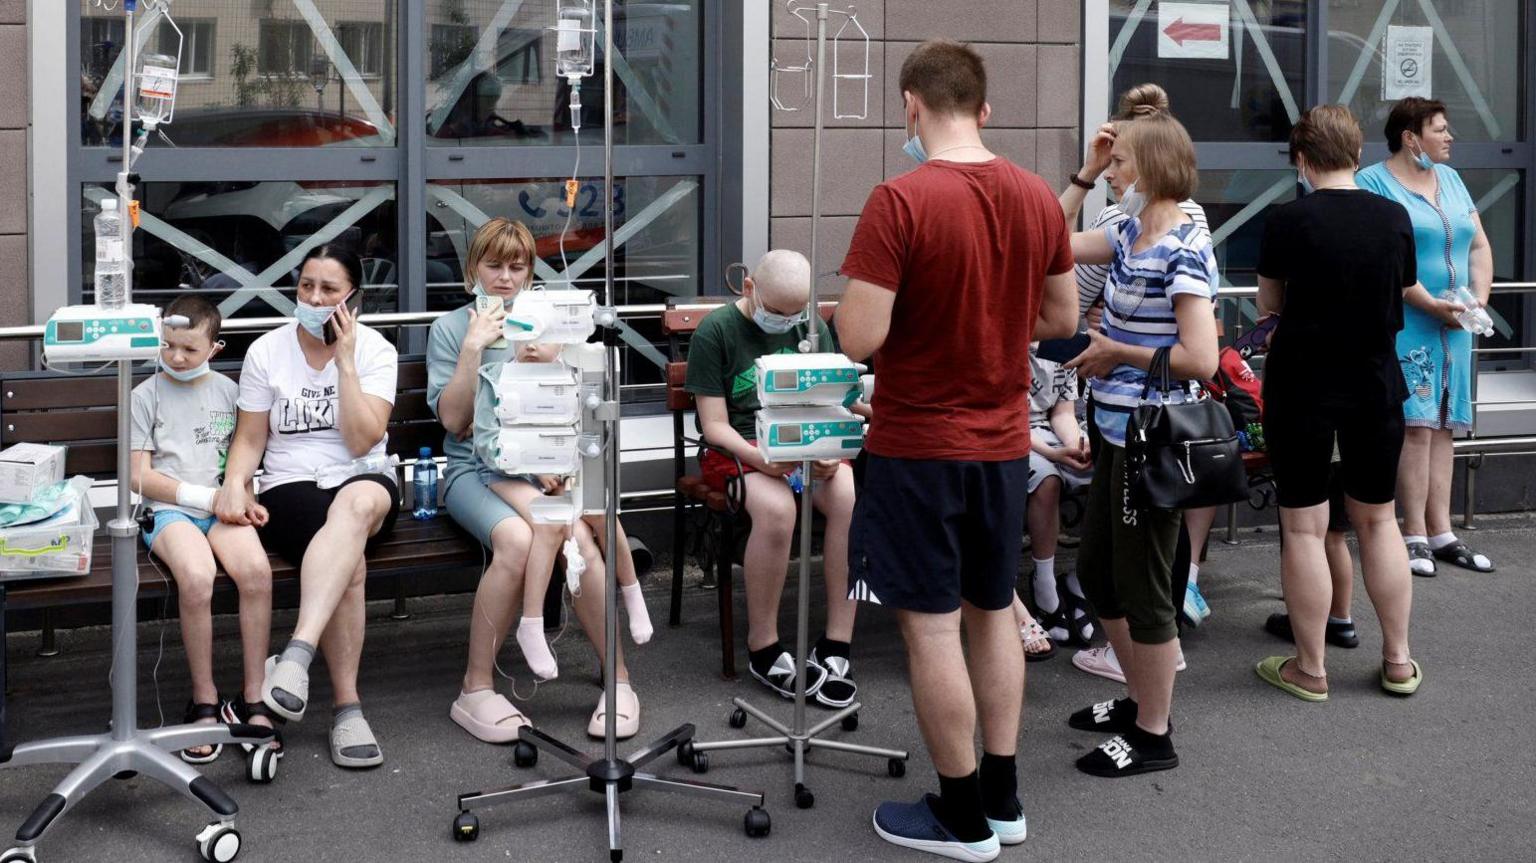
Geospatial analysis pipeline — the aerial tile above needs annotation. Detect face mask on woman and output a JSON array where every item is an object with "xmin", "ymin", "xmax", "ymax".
[
  {"xmin": 295, "ymin": 300, "xmax": 335, "ymax": 340},
  {"xmin": 1118, "ymin": 181, "xmax": 1147, "ymax": 218},
  {"xmin": 471, "ymin": 281, "xmax": 490, "ymax": 298},
  {"xmin": 1408, "ymin": 136, "xmax": 1434, "ymax": 171},
  {"xmin": 753, "ymin": 297, "xmax": 807, "ymax": 335}
]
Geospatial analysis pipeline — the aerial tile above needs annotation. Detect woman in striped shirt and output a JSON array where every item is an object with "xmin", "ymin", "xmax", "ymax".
[{"xmin": 1054, "ymin": 109, "xmax": 1220, "ymax": 778}]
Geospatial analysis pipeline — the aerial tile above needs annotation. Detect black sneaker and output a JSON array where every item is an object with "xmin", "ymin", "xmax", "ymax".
[
  {"xmin": 808, "ymin": 649, "xmax": 857, "ymax": 709},
  {"xmin": 750, "ymin": 649, "xmax": 826, "ymax": 700},
  {"xmin": 1075, "ymin": 730, "xmax": 1179, "ymax": 778},
  {"xmin": 1263, "ymin": 612, "xmax": 1359, "ymax": 648},
  {"xmin": 1068, "ymin": 697, "xmax": 1136, "ymax": 733}
]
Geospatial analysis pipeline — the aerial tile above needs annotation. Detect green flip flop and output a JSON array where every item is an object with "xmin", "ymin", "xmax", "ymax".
[
  {"xmin": 1380, "ymin": 659, "xmax": 1423, "ymax": 696},
  {"xmin": 1255, "ymin": 655, "xmax": 1329, "ymax": 702}
]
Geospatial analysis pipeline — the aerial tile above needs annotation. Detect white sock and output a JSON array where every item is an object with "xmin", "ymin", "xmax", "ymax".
[
  {"xmin": 1328, "ymin": 615, "xmax": 1354, "ymax": 626},
  {"xmin": 621, "ymin": 582, "xmax": 653, "ymax": 645},
  {"xmin": 1428, "ymin": 532, "xmax": 1457, "ymax": 550},
  {"xmin": 1404, "ymin": 534, "xmax": 1428, "ymax": 547},
  {"xmin": 1187, "ymin": 563, "xmax": 1200, "ymax": 587},
  {"xmin": 516, "ymin": 617, "xmax": 558, "ymax": 680},
  {"xmin": 1032, "ymin": 557, "xmax": 1058, "ymax": 613}
]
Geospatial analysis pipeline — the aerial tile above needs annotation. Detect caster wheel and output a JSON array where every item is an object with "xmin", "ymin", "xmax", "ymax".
[
  {"xmin": 247, "ymin": 746, "xmax": 278, "ymax": 784},
  {"xmin": 676, "ymin": 740, "xmax": 695, "ymax": 767},
  {"xmin": 452, "ymin": 811, "xmax": 480, "ymax": 843},
  {"xmin": 794, "ymin": 784, "xmax": 814, "ymax": 809},
  {"xmin": 195, "ymin": 824, "xmax": 241, "ymax": 863},
  {"xmin": 1, "ymin": 848, "xmax": 37, "ymax": 863},
  {"xmin": 887, "ymin": 758, "xmax": 906, "ymax": 778},
  {"xmin": 513, "ymin": 741, "xmax": 538, "ymax": 769},
  {"xmin": 841, "ymin": 712, "xmax": 859, "ymax": 732},
  {"xmin": 728, "ymin": 708, "xmax": 748, "ymax": 729},
  {"xmin": 690, "ymin": 752, "xmax": 709, "ymax": 774},
  {"xmin": 744, "ymin": 806, "xmax": 771, "ymax": 838}
]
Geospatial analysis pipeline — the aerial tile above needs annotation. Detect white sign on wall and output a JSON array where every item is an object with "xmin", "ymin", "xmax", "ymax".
[
  {"xmin": 1382, "ymin": 25, "xmax": 1433, "ymax": 100},
  {"xmin": 1157, "ymin": 2, "xmax": 1230, "ymax": 60}
]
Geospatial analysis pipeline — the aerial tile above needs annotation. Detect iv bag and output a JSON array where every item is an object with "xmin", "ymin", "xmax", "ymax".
[
  {"xmin": 138, "ymin": 51, "xmax": 179, "ymax": 126},
  {"xmin": 555, "ymin": 0, "xmax": 596, "ymax": 80}
]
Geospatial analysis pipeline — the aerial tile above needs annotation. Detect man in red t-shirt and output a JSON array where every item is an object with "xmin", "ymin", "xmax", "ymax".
[{"xmin": 835, "ymin": 40, "xmax": 1077, "ymax": 860}]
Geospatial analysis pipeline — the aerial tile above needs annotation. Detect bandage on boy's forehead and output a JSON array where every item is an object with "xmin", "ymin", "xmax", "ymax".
[{"xmin": 163, "ymin": 294, "xmax": 222, "ymax": 340}]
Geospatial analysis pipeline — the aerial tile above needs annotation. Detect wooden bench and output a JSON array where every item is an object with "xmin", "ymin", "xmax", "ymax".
[
  {"xmin": 0, "ymin": 356, "xmax": 561, "ymax": 658},
  {"xmin": 663, "ymin": 299, "xmax": 839, "ymax": 679}
]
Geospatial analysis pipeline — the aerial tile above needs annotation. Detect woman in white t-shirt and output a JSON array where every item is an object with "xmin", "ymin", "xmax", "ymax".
[{"xmin": 218, "ymin": 244, "xmax": 398, "ymax": 770}]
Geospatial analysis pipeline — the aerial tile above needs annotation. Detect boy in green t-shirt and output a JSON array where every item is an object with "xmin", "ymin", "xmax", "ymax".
[{"xmin": 684, "ymin": 250, "xmax": 860, "ymax": 708}]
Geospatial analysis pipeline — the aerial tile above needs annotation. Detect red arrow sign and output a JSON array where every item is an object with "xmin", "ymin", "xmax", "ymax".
[{"xmin": 1164, "ymin": 18, "xmax": 1223, "ymax": 46}]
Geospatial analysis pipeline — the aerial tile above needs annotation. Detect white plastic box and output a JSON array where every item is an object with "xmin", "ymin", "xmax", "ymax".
[
  {"xmin": 0, "ymin": 503, "xmax": 98, "ymax": 579},
  {"xmin": 0, "ymin": 443, "xmax": 67, "ymax": 504}
]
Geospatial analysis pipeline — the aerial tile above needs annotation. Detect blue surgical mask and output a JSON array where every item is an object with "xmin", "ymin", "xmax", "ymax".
[
  {"xmin": 1118, "ymin": 182, "xmax": 1147, "ymax": 218},
  {"xmin": 471, "ymin": 280, "xmax": 490, "ymax": 298},
  {"xmin": 1409, "ymin": 138, "xmax": 1434, "ymax": 171},
  {"xmin": 294, "ymin": 300, "xmax": 334, "ymax": 339},
  {"xmin": 1297, "ymin": 169, "xmax": 1315, "ymax": 195},
  {"xmin": 903, "ymin": 116, "xmax": 927, "ymax": 164},
  {"xmin": 164, "ymin": 360, "xmax": 210, "ymax": 382},
  {"xmin": 753, "ymin": 298, "xmax": 807, "ymax": 335}
]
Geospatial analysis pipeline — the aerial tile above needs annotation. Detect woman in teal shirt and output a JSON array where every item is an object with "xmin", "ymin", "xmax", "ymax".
[{"xmin": 1357, "ymin": 97, "xmax": 1496, "ymax": 576}]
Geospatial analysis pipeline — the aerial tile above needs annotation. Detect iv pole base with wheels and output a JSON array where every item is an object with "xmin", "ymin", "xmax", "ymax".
[
  {"xmin": 0, "ymin": 3, "xmax": 273, "ymax": 862},
  {"xmin": 679, "ymin": 2, "xmax": 909, "ymax": 810},
  {"xmin": 448, "ymin": 3, "xmax": 768, "ymax": 859}
]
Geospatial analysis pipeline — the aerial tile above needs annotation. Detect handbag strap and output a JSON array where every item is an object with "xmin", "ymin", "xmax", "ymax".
[{"xmin": 1139, "ymin": 346, "xmax": 1174, "ymax": 400}]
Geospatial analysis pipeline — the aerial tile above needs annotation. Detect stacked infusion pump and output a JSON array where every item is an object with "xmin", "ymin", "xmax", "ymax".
[
  {"xmin": 477, "ymin": 289, "xmax": 609, "ymax": 526},
  {"xmin": 754, "ymin": 353, "xmax": 867, "ymax": 462}
]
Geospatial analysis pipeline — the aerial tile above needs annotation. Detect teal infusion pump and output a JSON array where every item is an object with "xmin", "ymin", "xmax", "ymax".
[
  {"xmin": 752, "ymin": 351, "xmax": 866, "ymax": 462},
  {"xmin": 754, "ymin": 353, "xmax": 862, "ymax": 407},
  {"xmin": 43, "ymin": 304, "xmax": 163, "ymax": 363}
]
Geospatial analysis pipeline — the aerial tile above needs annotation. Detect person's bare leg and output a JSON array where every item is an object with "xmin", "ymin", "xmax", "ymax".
[
  {"xmin": 1026, "ymin": 477, "xmax": 1060, "ymax": 560},
  {"xmin": 1425, "ymin": 430, "xmax": 1456, "ymax": 537},
  {"xmin": 589, "ymin": 515, "xmax": 653, "ymax": 644},
  {"xmin": 1183, "ymin": 506, "xmax": 1217, "ymax": 565},
  {"xmin": 209, "ymin": 523, "xmax": 274, "ymax": 730},
  {"xmin": 1278, "ymin": 504, "xmax": 1332, "ymax": 686},
  {"xmin": 1396, "ymin": 428, "xmax": 1432, "ymax": 538},
  {"xmin": 1124, "ymin": 638, "xmax": 1179, "ymax": 735},
  {"xmin": 154, "ymin": 523, "xmax": 220, "ymax": 755},
  {"xmin": 896, "ymin": 609, "xmax": 975, "ymax": 776},
  {"xmin": 961, "ymin": 603, "xmax": 1023, "ymax": 757},
  {"xmin": 740, "ymin": 473, "xmax": 797, "ymax": 652},
  {"xmin": 319, "ymin": 558, "xmax": 367, "ymax": 706},
  {"xmin": 462, "ymin": 516, "xmax": 531, "ymax": 693},
  {"xmin": 812, "ymin": 463, "xmax": 857, "ymax": 643},
  {"xmin": 1098, "ymin": 617, "xmax": 1138, "ymax": 703},
  {"xmin": 568, "ymin": 518, "xmax": 630, "ymax": 683},
  {"xmin": 490, "ymin": 480, "xmax": 563, "ymax": 679},
  {"xmin": 1349, "ymin": 497, "xmax": 1414, "ymax": 671},
  {"xmin": 290, "ymin": 482, "xmax": 392, "ymax": 645},
  {"xmin": 1324, "ymin": 531, "xmax": 1354, "ymax": 619}
]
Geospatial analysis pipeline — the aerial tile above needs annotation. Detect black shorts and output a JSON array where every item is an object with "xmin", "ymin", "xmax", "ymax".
[
  {"xmin": 258, "ymin": 474, "xmax": 400, "ymax": 567},
  {"xmin": 848, "ymin": 453, "xmax": 1029, "ymax": 614},
  {"xmin": 1326, "ymin": 463, "xmax": 1351, "ymax": 533},
  {"xmin": 1264, "ymin": 397, "xmax": 1404, "ymax": 509}
]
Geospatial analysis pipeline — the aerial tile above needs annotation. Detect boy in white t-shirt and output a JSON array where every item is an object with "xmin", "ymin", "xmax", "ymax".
[{"xmin": 130, "ymin": 295, "xmax": 277, "ymax": 763}]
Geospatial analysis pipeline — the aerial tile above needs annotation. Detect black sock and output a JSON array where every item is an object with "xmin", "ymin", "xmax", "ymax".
[
  {"xmin": 933, "ymin": 772, "xmax": 990, "ymax": 842},
  {"xmin": 1126, "ymin": 724, "xmax": 1175, "ymax": 757},
  {"xmin": 814, "ymin": 636, "xmax": 850, "ymax": 661},
  {"xmin": 978, "ymin": 753, "xmax": 1019, "ymax": 821},
  {"xmin": 748, "ymin": 643, "xmax": 785, "ymax": 676}
]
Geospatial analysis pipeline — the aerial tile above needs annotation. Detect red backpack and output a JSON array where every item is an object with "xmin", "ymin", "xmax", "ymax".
[{"xmin": 1204, "ymin": 346, "xmax": 1264, "ymax": 428}]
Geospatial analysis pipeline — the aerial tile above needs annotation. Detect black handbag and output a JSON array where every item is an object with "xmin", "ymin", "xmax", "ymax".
[{"xmin": 1125, "ymin": 347, "xmax": 1249, "ymax": 510}]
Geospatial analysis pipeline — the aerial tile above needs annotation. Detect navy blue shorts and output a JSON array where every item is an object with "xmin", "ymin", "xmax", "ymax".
[{"xmin": 848, "ymin": 454, "xmax": 1030, "ymax": 613}]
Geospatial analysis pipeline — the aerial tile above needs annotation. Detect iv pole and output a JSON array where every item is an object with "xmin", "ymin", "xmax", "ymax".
[
  {"xmin": 679, "ymin": 1, "xmax": 908, "ymax": 810},
  {"xmin": 0, "ymin": 3, "xmax": 273, "ymax": 863},
  {"xmin": 450, "ymin": 3, "xmax": 770, "ymax": 858}
]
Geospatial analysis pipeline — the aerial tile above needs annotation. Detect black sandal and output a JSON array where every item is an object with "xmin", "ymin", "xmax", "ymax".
[
  {"xmin": 221, "ymin": 699, "xmax": 286, "ymax": 756},
  {"xmin": 179, "ymin": 700, "xmax": 224, "ymax": 765},
  {"xmin": 1058, "ymin": 575, "xmax": 1097, "ymax": 647},
  {"xmin": 1430, "ymin": 541, "xmax": 1494, "ymax": 573}
]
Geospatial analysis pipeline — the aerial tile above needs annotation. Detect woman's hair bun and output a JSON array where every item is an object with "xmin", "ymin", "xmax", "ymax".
[{"xmin": 1116, "ymin": 83, "xmax": 1170, "ymax": 120}]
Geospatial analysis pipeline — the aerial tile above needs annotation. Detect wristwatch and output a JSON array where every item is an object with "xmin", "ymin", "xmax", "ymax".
[{"xmin": 1069, "ymin": 174, "xmax": 1095, "ymax": 191}]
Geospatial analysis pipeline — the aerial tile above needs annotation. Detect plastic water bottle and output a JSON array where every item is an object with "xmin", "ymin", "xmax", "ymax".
[
  {"xmin": 1444, "ymin": 286, "xmax": 1495, "ymax": 336},
  {"xmin": 93, "ymin": 198, "xmax": 127, "ymax": 309},
  {"xmin": 413, "ymin": 447, "xmax": 438, "ymax": 520}
]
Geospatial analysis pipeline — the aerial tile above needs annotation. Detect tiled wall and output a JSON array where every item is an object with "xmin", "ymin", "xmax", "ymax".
[
  {"xmin": 768, "ymin": 0, "xmax": 1081, "ymax": 292},
  {"xmin": 0, "ymin": 0, "xmax": 26, "ymax": 369}
]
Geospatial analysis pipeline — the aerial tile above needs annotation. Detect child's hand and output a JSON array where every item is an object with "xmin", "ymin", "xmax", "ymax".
[
  {"xmin": 537, "ymin": 474, "xmax": 565, "ymax": 494},
  {"xmin": 756, "ymin": 460, "xmax": 796, "ymax": 479},
  {"xmin": 811, "ymin": 459, "xmax": 840, "ymax": 480},
  {"xmin": 248, "ymin": 503, "xmax": 270, "ymax": 527}
]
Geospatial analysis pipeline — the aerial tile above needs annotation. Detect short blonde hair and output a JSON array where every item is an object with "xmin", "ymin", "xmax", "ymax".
[
  {"xmin": 1118, "ymin": 112, "xmax": 1198, "ymax": 202},
  {"xmin": 464, "ymin": 217, "xmax": 538, "ymax": 293},
  {"xmin": 1290, "ymin": 104, "xmax": 1362, "ymax": 172}
]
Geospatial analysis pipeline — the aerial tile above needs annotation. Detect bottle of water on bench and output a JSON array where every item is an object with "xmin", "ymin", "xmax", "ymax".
[{"xmin": 413, "ymin": 446, "xmax": 438, "ymax": 520}]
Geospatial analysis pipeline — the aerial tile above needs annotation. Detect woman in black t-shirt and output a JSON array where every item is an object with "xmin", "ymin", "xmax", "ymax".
[{"xmin": 1255, "ymin": 105, "xmax": 1456, "ymax": 702}]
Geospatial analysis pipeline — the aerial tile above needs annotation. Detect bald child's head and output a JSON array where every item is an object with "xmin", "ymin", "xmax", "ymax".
[{"xmin": 746, "ymin": 249, "xmax": 811, "ymax": 313}]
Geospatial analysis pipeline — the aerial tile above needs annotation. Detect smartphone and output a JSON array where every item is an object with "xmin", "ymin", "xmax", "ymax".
[
  {"xmin": 475, "ymin": 294, "xmax": 509, "ymax": 349},
  {"xmin": 1035, "ymin": 333, "xmax": 1091, "ymax": 364},
  {"xmin": 323, "ymin": 289, "xmax": 363, "ymax": 345}
]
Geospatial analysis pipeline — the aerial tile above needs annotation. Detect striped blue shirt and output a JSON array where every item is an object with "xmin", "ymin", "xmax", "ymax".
[{"xmin": 1090, "ymin": 218, "xmax": 1218, "ymax": 448}]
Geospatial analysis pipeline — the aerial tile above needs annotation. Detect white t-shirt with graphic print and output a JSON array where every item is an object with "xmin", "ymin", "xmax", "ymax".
[{"xmin": 237, "ymin": 322, "xmax": 398, "ymax": 490}]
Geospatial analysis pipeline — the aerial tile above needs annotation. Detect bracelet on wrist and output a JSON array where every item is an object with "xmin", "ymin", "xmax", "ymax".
[{"xmin": 1069, "ymin": 173, "xmax": 1096, "ymax": 191}]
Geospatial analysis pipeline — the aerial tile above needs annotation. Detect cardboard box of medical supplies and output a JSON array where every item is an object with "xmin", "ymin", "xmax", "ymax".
[{"xmin": 0, "ymin": 443, "xmax": 67, "ymax": 504}]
